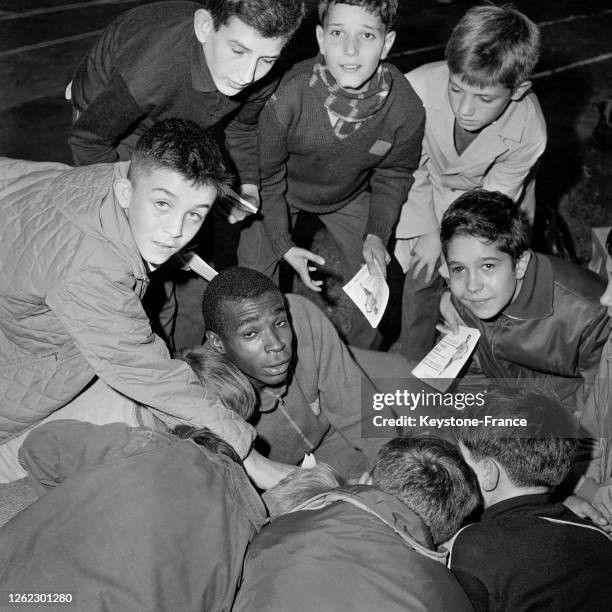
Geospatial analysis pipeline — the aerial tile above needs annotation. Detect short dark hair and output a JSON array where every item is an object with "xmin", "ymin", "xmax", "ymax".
[
  {"xmin": 440, "ymin": 189, "xmax": 529, "ymax": 264},
  {"xmin": 129, "ymin": 118, "xmax": 231, "ymax": 195},
  {"xmin": 202, "ymin": 266, "xmax": 283, "ymax": 336},
  {"xmin": 372, "ymin": 435, "xmax": 480, "ymax": 545},
  {"xmin": 606, "ymin": 228, "xmax": 612, "ymax": 257},
  {"xmin": 445, "ymin": 3, "xmax": 540, "ymax": 89},
  {"xmin": 172, "ymin": 425, "xmax": 241, "ymax": 463},
  {"xmin": 456, "ymin": 387, "xmax": 578, "ymax": 489},
  {"xmin": 203, "ymin": 0, "xmax": 305, "ymax": 38},
  {"xmin": 318, "ymin": 0, "xmax": 398, "ymax": 31},
  {"xmin": 174, "ymin": 344, "xmax": 257, "ymax": 420}
]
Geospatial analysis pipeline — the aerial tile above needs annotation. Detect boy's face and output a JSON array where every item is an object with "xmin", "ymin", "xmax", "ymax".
[
  {"xmin": 447, "ymin": 234, "xmax": 529, "ymax": 320},
  {"xmin": 447, "ymin": 74, "xmax": 527, "ymax": 133},
  {"xmin": 114, "ymin": 168, "xmax": 216, "ymax": 267},
  {"xmin": 316, "ymin": 3, "xmax": 395, "ymax": 92},
  {"xmin": 601, "ymin": 255, "xmax": 612, "ymax": 319},
  {"xmin": 195, "ymin": 11, "xmax": 286, "ymax": 97},
  {"xmin": 208, "ymin": 291, "xmax": 293, "ymax": 388}
]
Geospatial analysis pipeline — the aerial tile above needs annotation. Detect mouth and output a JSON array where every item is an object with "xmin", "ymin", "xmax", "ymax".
[
  {"xmin": 153, "ymin": 241, "xmax": 178, "ymax": 252},
  {"xmin": 339, "ymin": 64, "xmax": 361, "ymax": 72},
  {"xmin": 466, "ymin": 298, "xmax": 491, "ymax": 309},
  {"xmin": 262, "ymin": 360, "xmax": 291, "ymax": 376}
]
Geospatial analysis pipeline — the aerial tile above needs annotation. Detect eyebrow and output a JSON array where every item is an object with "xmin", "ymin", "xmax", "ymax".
[
  {"xmin": 236, "ymin": 306, "xmax": 287, "ymax": 329},
  {"xmin": 326, "ymin": 21, "xmax": 382, "ymax": 31}
]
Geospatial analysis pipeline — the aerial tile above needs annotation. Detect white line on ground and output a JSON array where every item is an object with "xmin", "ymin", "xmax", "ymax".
[
  {"xmin": 533, "ymin": 51, "xmax": 612, "ymax": 78},
  {"xmin": 0, "ymin": 0, "xmax": 142, "ymax": 21},
  {"xmin": 0, "ymin": 31, "xmax": 102, "ymax": 58}
]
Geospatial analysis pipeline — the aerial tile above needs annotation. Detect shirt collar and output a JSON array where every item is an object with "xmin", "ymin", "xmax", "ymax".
[
  {"xmin": 190, "ymin": 34, "xmax": 218, "ymax": 93},
  {"xmin": 504, "ymin": 251, "xmax": 554, "ymax": 320},
  {"xmin": 482, "ymin": 493, "xmax": 551, "ymax": 521}
]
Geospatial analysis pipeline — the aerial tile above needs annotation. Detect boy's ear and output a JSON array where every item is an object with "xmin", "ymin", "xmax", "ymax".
[
  {"xmin": 481, "ymin": 458, "xmax": 500, "ymax": 492},
  {"xmin": 205, "ymin": 330, "xmax": 226, "ymax": 355},
  {"xmin": 380, "ymin": 30, "xmax": 396, "ymax": 61},
  {"xmin": 315, "ymin": 24, "xmax": 325, "ymax": 55},
  {"xmin": 113, "ymin": 178, "xmax": 132, "ymax": 211},
  {"xmin": 514, "ymin": 251, "xmax": 531, "ymax": 280},
  {"xmin": 194, "ymin": 9, "xmax": 214, "ymax": 44},
  {"xmin": 510, "ymin": 80, "xmax": 532, "ymax": 101}
]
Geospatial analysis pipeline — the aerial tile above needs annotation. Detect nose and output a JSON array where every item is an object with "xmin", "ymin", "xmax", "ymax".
[
  {"xmin": 465, "ymin": 270, "xmax": 483, "ymax": 294},
  {"xmin": 239, "ymin": 58, "xmax": 258, "ymax": 86},
  {"xmin": 458, "ymin": 94, "xmax": 475, "ymax": 118},
  {"xmin": 164, "ymin": 213, "xmax": 184, "ymax": 239},
  {"xmin": 600, "ymin": 283, "xmax": 612, "ymax": 308},
  {"xmin": 343, "ymin": 35, "xmax": 359, "ymax": 56},
  {"xmin": 264, "ymin": 329, "xmax": 285, "ymax": 353}
]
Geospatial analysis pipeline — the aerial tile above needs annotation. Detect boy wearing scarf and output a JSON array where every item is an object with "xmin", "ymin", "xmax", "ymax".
[{"xmin": 238, "ymin": 0, "xmax": 424, "ymax": 348}]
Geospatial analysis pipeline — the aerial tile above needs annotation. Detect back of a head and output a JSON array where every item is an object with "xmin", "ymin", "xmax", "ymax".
[
  {"xmin": 202, "ymin": 266, "xmax": 282, "ymax": 336},
  {"xmin": 440, "ymin": 189, "xmax": 529, "ymax": 263},
  {"xmin": 203, "ymin": 0, "xmax": 305, "ymax": 38},
  {"xmin": 174, "ymin": 344, "xmax": 257, "ymax": 420},
  {"xmin": 372, "ymin": 435, "xmax": 480, "ymax": 545},
  {"xmin": 457, "ymin": 387, "xmax": 578, "ymax": 489},
  {"xmin": 445, "ymin": 3, "xmax": 540, "ymax": 89},
  {"xmin": 129, "ymin": 118, "xmax": 231, "ymax": 193},
  {"xmin": 262, "ymin": 463, "xmax": 345, "ymax": 519},
  {"xmin": 318, "ymin": 0, "xmax": 398, "ymax": 32}
]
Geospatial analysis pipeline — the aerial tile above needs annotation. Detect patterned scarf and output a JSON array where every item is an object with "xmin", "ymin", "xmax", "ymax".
[{"xmin": 310, "ymin": 60, "xmax": 392, "ymax": 139}]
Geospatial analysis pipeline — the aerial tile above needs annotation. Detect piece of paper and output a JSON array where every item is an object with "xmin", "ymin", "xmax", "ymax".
[
  {"xmin": 411, "ymin": 326, "xmax": 480, "ymax": 392},
  {"xmin": 217, "ymin": 187, "xmax": 260, "ymax": 219},
  {"xmin": 342, "ymin": 261, "xmax": 389, "ymax": 328},
  {"xmin": 184, "ymin": 252, "xmax": 218, "ymax": 281}
]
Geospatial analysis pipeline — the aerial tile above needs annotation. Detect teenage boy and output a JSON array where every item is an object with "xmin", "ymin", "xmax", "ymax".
[
  {"xmin": 576, "ymin": 227, "xmax": 612, "ymax": 518},
  {"xmin": 238, "ymin": 0, "xmax": 424, "ymax": 348},
  {"xmin": 394, "ymin": 4, "xmax": 547, "ymax": 360},
  {"xmin": 69, "ymin": 0, "xmax": 303, "ymax": 209},
  {"xmin": 0, "ymin": 119, "xmax": 260, "ymax": 483},
  {"xmin": 0, "ymin": 420, "xmax": 266, "ymax": 611},
  {"xmin": 201, "ymin": 266, "xmax": 411, "ymax": 478},
  {"xmin": 449, "ymin": 388, "xmax": 612, "ymax": 612},
  {"xmin": 233, "ymin": 435, "xmax": 479, "ymax": 612},
  {"xmin": 440, "ymin": 189, "xmax": 608, "ymax": 410}
]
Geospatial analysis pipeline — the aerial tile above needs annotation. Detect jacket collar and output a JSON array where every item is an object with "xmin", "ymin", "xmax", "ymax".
[
  {"xmin": 504, "ymin": 251, "xmax": 554, "ymax": 320},
  {"xmin": 190, "ymin": 33, "xmax": 218, "ymax": 93},
  {"xmin": 482, "ymin": 493, "xmax": 551, "ymax": 521}
]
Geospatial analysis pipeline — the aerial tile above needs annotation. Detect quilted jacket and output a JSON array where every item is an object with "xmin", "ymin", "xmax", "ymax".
[{"xmin": 0, "ymin": 158, "xmax": 254, "ymax": 456}]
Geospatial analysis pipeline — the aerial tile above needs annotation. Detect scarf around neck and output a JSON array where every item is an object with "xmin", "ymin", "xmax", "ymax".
[{"xmin": 309, "ymin": 60, "xmax": 392, "ymax": 138}]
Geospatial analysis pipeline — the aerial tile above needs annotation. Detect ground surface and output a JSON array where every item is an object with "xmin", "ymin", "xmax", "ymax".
[{"xmin": 1, "ymin": 0, "xmax": 611, "ymax": 344}]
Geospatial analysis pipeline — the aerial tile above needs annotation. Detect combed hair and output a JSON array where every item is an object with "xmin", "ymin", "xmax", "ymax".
[
  {"xmin": 202, "ymin": 0, "xmax": 305, "ymax": 38},
  {"xmin": 318, "ymin": 0, "xmax": 398, "ymax": 31},
  {"xmin": 445, "ymin": 3, "xmax": 540, "ymax": 89},
  {"xmin": 202, "ymin": 266, "xmax": 283, "ymax": 336},
  {"xmin": 456, "ymin": 387, "xmax": 578, "ymax": 489},
  {"xmin": 129, "ymin": 118, "xmax": 231, "ymax": 194},
  {"xmin": 372, "ymin": 435, "xmax": 480, "ymax": 545},
  {"xmin": 262, "ymin": 463, "xmax": 345, "ymax": 519},
  {"xmin": 172, "ymin": 425, "xmax": 241, "ymax": 463},
  {"xmin": 440, "ymin": 189, "xmax": 529, "ymax": 264},
  {"xmin": 174, "ymin": 344, "xmax": 256, "ymax": 420}
]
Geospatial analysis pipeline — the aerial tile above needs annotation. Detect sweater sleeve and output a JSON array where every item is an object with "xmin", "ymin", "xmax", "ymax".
[
  {"xmin": 69, "ymin": 74, "xmax": 146, "ymax": 166},
  {"xmin": 258, "ymin": 94, "xmax": 295, "ymax": 258},
  {"xmin": 366, "ymin": 95, "xmax": 425, "ymax": 243},
  {"xmin": 46, "ymin": 263, "xmax": 255, "ymax": 458}
]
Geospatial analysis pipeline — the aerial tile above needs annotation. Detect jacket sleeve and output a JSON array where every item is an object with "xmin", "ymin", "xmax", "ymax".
[
  {"xmin": 46, "ymin": 262, "xmax": 255, "ymax": 458},
  {"xmin": 576, "ymin": 307, "xmax": 610, "ymax": 407},
  {"xmin": 258, "ymin": 94, "xmax": 295, "ymax": 258},
  {"xmin": 367, "ymin": 102, "xmax": 425, "ymax": 244},
  {"xmin": 225, "ymin": 76, "xmax": 279, "ymax": 186},
  {"xmin": 68, "ymin": 74, "xmax": 146, "ymax": 166}
]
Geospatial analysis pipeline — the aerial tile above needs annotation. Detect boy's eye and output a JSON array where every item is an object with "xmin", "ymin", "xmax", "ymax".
[
  {"xmin": 482, "ymin": 263, "xmax": 495, "ymax": 270},
  {"xmin": 450, "ymin": 266, "xmax": 465, "ymax": 274},
  {"xmin": 275, "ymin": 318, "xmax": 287, "ymax": 328},
  {"xmin": 329, "ymin": 29, "xmax": 343, "ymax": 37},
  {"xmin": 187, "ymin": 211, "xmax": 203, "ymax": 222},
  {"xmin": 362, "ymin": 32, "xmax": 375, "ymax": 40},
  {"xmin": 232, "ymin": 47, "xmax": 246, "ymax": 56},
  {"xmin": 262, "ymin": 58, "xmax": 276, "ymax": 66},
  {"xmin": 449, "ymin": 85, "xmax": 461, "ymax": 93},
  {"xmin": 242, "ymin": 330, "xmax": 257, "ymax": 339},
  {"xmin": 479, "ymin": 97, "xmax": 493, "ymax": 104},
  {"xmin": 156, "ymin": 200, "xmax": 170, "ymax": 209}
]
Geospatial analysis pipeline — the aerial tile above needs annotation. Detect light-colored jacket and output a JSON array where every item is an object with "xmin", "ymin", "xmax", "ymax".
[
  {"xmin": 0, "ymin": 158, "xmax": 254, "ymax": 456},
  {"xmin": 396, "ymin": 61, "xmax": 547, "ymax": 239}
]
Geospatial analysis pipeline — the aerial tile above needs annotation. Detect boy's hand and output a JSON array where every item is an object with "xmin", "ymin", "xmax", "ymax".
[
  {"xmin": 243, "ymin": 448, "xmax": 295, "ymax": 490},
  {"xmin": 283, "ymin": 247, "xmax": 325, "ymax": 292},
  {"xmin": 437, "ymin": 290, "xmax": 465, "ymax": 335},
  {"xmin": 363, "ymin": 234, "xmax": 390, "ymax": 278},
  {"xmin": 409, "ymin": 231, "xmax": 442, "ymax": 282},
  {"xmin": 563, "ymin": 494, "xmax": 612, "ymax": 532}
]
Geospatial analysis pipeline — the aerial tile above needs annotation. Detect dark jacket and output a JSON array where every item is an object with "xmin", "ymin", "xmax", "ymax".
[
  {"xmin": 448, "ymin": 494, "xmax": 612, "ymax": 611},
  {"xmin": 0, "ymin": 420, "xmax": 266, "ymax": 612},
  {"xmin": 454, "ymin": 251, "xmax": 608, "ymax": 410},
  {"xmin": 233, "ymin": 485, "xmax": 474, "ymax": 612},
  {"xmin": 69, "ymin": 0, "xmax": 276, "ymax": 177}
]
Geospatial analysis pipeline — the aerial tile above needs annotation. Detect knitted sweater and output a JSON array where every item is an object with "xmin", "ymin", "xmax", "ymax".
[{"xmin": 258, "ymin": 56, "xmax": 424, "ymax": 258}]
